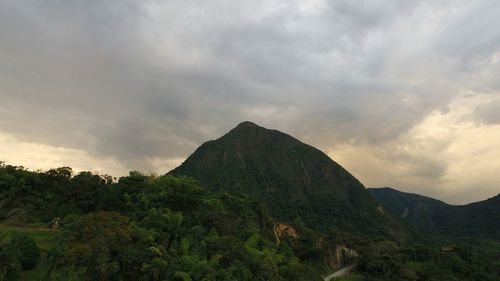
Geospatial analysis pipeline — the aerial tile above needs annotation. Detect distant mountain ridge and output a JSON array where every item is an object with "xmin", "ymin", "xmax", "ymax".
[
  {"xmin": 367, "ymin": 187, "xmax": 451, "ymax": 228},
  {"xmin": 170, "ymin": 121, "xmax": 408, "ymax": 239},
  {"xmin": 368, "ymin": 187, "xmax": 500, "ymax": 239}
]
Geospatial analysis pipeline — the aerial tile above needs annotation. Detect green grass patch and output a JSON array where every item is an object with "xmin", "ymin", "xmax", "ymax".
[
  {"xmin": 0, "ymin": 223, "xmax": 59, "ymax": 281},
  {"xmin": 0, "ymin": 223, "xmax": 57, "ymax": 252}
]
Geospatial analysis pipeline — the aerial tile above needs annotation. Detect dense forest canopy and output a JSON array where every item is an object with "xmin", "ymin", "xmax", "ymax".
[{"xmin": 0, "ymin": 162, "xmax": 499, "ymax": 281}]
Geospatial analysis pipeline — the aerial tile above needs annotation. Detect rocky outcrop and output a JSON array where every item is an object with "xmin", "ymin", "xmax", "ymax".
[
  {"xmin": 273, "ymin": 222, "xmax": 298, "ymax": 244},
  {"xmin": 325, "ymin": 244, "xmax": 358, "ymax": 269}
]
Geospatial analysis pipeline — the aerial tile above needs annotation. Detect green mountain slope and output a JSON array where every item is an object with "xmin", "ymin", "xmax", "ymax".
[
  {"xmin": 367, "ymin": 187, "xmax": 451, "ymax": 231},
  {"xmin": 170, "ymin": 122, "xmax": 407, "ymax": 239},
  {"xmin": 368, "ymin": 187, "xmax": 500, "ymax": 239},
  {"xmin": 1, "ymin": 136, "xmax": 499, "ymax": 280},
  {"xmin": 445, "ymin": 194, "xmax": 500, "ymax": 238}
]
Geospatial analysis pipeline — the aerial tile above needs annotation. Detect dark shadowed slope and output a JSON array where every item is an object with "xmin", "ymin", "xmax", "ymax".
[
  {"xmin": 368, "ymin": 187, "xmax": 500, "ymax": 239},
  {"xmin": 446, "ymin": 193, "xmax": 500, "ymax": 238},
  {"xmin": 170, "ymin": 122, "xmax": 408, "ymax": 239},
  {"xmin": 367, "ymin": 187, "xmax": 451, "ymax": 229}
]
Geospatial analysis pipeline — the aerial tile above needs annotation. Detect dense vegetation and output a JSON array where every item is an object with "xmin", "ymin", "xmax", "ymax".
[
  {"xmin": 170, "ymin": 122, "xmax": 408, "ymax": 240},
  {"xmin": 0, "ymin": 163, "xmax": 324, "ymax": 280},
  {"xmin": 1, "ymin": 163, "xmax": 499, "ymax": 280},
  {"xmin": 368, "ymin": 187, "xmax": 500, "ymax": 239},
  {"xmin": 1, "ymin": 122, "xmax": 499, "ymax": 280}
]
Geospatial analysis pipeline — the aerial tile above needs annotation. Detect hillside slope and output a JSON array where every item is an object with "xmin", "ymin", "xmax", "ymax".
[
  {"xmin": 368, "ymin": 187, "xmax": 500, "ymax": 239},
  {"xmin": 170, "ymin": 122, "xmax": 407, "ymax": 239},
  {"xmin": 367, "ymin": 187, "xmax": 451, "ymax": 231}
]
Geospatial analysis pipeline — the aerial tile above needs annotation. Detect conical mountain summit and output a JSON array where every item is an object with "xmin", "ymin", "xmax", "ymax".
[{"xmin": 170, "ymin": 122, "xmax": 407, "ymax": 238}]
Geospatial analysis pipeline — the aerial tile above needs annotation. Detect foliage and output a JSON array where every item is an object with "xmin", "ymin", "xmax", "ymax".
[
  {"xmin": 0, "ymin": 164, "xmax": 323, "ymax": 280},
  {"xmin": 333, "ymin": 273, "xmax": 365, "ymax": 281},
  {"xmin": 368, "ymin": 187, "xmax": 500, "ymax": 239},
  {"xmin": 357, "ymin": 240, "xmax": 500, "ymax": 281},
  {"xmin": 0, "ymin": 240, "xmax": 19, "ymax": 281},
  {"xmin": 0, "ymin": 161, "xmax": 499, "ymax": 280},
  {"xmin": 8, "ymin": 235, "xmax": 40, "ymax": 270},
  {"xmin": 169, "ymin": 122, "xmax": 411, "ymax": 241}
]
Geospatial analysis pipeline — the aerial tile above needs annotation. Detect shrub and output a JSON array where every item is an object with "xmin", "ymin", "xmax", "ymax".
[{"xmin": 9, "ymin": 234, "xmax": 40, "ymax": 270}]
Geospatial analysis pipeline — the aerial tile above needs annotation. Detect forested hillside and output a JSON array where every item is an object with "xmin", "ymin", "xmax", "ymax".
[
  {"xmin": 170, "ymin": 122, "xmax": 408, "ymax": 240},
  {"xmin": 1, "ymin": 123, "xmax": 499, "ymax": 280},
  {"xmin": 368, "ymin": 187, "xmax": 500, "ymax": 239},
  {"xmin": 0, "ymin": 164, "xmax": 323, "ymax": 280},
  {"xmin": 1, "ymin": 163, "xmax": 499, "ymax": 280},
  {"xmin": 1, "ymin": 162, "xmax": 499, "ymax": 280}
]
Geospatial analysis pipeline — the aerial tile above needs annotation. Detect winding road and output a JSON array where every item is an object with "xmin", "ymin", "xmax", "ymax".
[{"xmin": 323, "ymin": 264, "xmax": 357, "ymax": 281}]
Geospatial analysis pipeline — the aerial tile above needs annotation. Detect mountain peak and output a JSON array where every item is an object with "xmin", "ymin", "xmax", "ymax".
[
  {"xmin": 236, "ymin": 121, "xmax": 259, "ymax": 128},
  {"xmin": 232, "ymin": 121, "xmax": 263, "ymax": 132},
  {"xmin": 169, "ymin": 123, "xmax": 406, "ymax": 237},
  {"xmin": 223, "ymin": 121, "xmax": 280, "ymax": 141}
]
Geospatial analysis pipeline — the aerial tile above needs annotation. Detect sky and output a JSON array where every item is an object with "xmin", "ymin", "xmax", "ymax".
[{"xmin": 1, "ymin": 0, "xmax": 500, "ymax": 204}]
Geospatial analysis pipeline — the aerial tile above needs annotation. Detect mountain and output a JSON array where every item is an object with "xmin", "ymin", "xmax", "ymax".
[
  {"xmin": 2, "ymin": 124, "xmax": 499, "ymax": 280},
  {"xmin": 368, "ymin": 187, "xmax": 500, "ymax": 239},
  {"xmin": 444, "ymin": 193, "xmax": 500, "ymax": 239},
  {"xmin": 367, "ymin": 187, "xmax": 451, "ymax": 230},
  {"xmin": 170, "ymin": 121, "xmax": 408, "ymax": 239}
]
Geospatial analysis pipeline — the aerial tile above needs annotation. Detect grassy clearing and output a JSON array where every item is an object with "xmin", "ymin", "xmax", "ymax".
[
  {"xmin": 0, "ymin": 223, "xmax": 56, "ymax": 251},
  {"xmin": 0, "ymin": 223, "xmax": 59, "ymax": 281}
]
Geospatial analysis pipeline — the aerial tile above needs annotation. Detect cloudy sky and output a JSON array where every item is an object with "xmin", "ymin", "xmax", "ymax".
[{"xmin": 1, "ymin": 0, "xmax": 500, "ymax": 204}]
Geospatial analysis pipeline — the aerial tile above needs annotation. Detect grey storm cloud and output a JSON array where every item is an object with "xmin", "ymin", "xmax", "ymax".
[{"xmin": 1, "ymin": 0, "xmax": 500, "ymax": 202}]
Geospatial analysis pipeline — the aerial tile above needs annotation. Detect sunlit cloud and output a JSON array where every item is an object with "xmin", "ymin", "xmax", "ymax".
[
  {"xmin": 0, "ymin": 131, "xmax": 126, "ymax": 176},
  {"xmin": 330, "ymin": 93, "xmax": 500, "ymax": 204}
]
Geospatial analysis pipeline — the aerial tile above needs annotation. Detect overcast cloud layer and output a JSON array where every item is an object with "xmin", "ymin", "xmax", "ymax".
[{"xmin": 1, "ymin": 0, "xmax": 500, "ymax": 204}]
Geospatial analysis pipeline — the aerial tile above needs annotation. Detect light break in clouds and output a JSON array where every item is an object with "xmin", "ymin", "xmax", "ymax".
[{"xmin": 1, "ymin": 0, "xmax": 500, "ymax": 204}]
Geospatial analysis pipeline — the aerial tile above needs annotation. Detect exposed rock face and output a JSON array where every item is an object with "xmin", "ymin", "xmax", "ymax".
[
  {"xmin": 314, "ymin": 236, "xmax": 358, "ymax": 269},
  {"xmin": 273, "ymin": 222, "xmax": 298, "ymax": 244},
  {"xmin": 401, "ymin": 207, "xmax": 409, "ymax": 218},
  {"xmin": 325, "ymin": 244, "xmax": 358, "ymax": 269}
]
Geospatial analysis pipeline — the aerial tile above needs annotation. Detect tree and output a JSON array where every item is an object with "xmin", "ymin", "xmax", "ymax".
[
  {"xmin": 61, "ymin": 212, "xmax": 132, "ymax": 281},
  {"xmin": 9, "ymin": 234, "xmax": 40, "ymax": 270},
  {"xmin": 0, "ymin": 243, "xmax": 19, "ymax": 281}
]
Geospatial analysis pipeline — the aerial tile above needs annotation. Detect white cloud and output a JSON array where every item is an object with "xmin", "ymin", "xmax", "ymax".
[{"xmin": 330, "ymin": 93, "xmax": 500, "ymax": 204}]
